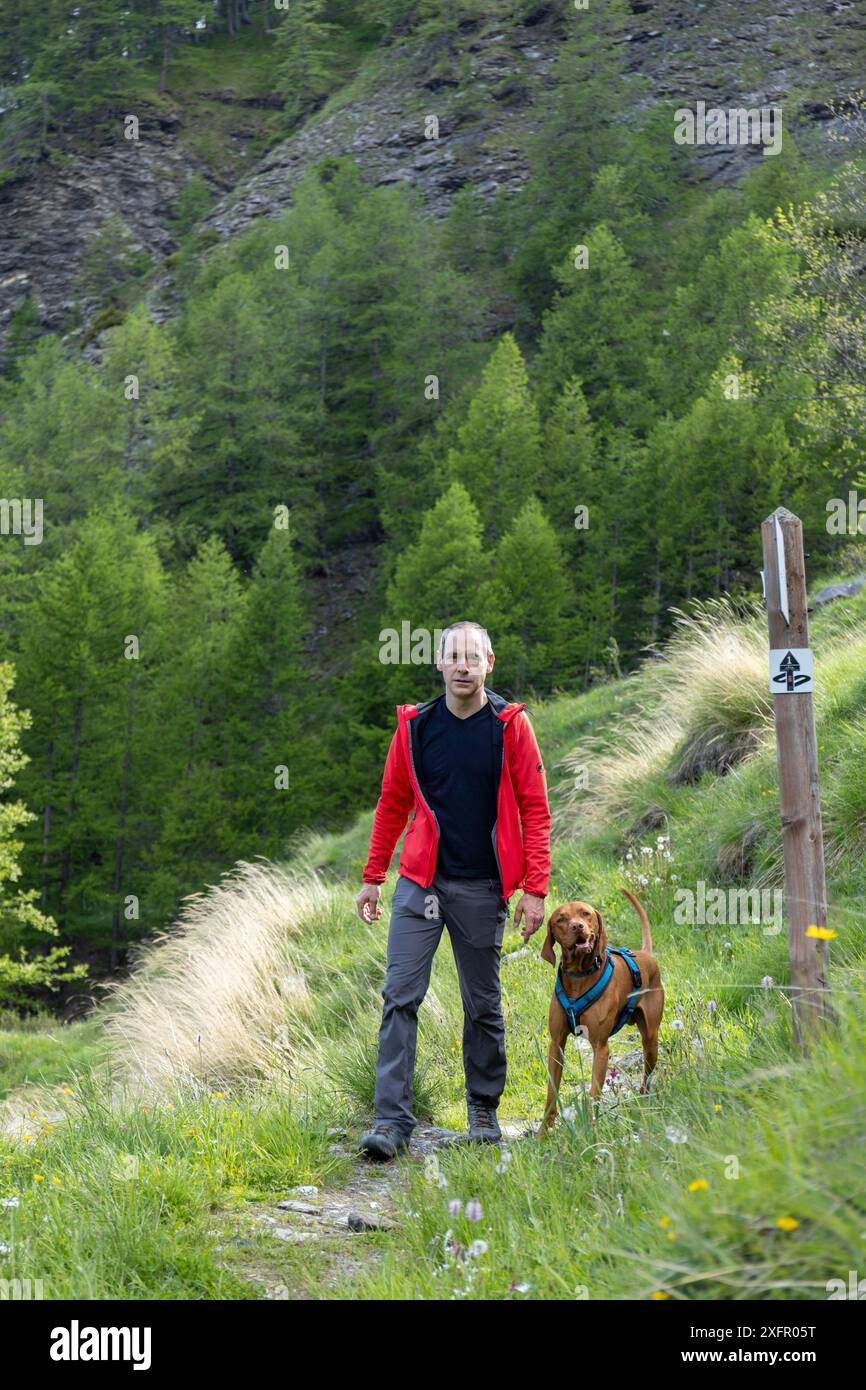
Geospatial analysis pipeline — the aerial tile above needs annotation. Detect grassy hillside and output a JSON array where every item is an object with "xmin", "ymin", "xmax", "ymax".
[{"xmin": 1, "ymin": 571, "xmax": 864, "ymax": 1300}]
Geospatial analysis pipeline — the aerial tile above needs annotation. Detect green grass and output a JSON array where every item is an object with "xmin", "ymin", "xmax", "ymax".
[
  {"xmin": 0, "ymin": 1070, "xmax": 352, "ymax": 1299},
  {"xmin": 118, "ymin": 24, "xmax": 286, "ymax": 183},
  {"xmin": 119, "ymin": 16, "xmax": 396, "ymax": 183},
  {"xmin": 0, "ymin": 1011, "xmax": 104, "ymax": 1102},
  {"xmin": 347, "ymin": 985, "xmax": 866, "ymax": 1301}
]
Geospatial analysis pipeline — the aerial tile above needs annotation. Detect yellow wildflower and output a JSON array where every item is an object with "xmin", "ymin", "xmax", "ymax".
[{"xmin": 805, "ymin": 925, "xmax": 836, "ymax": 941}]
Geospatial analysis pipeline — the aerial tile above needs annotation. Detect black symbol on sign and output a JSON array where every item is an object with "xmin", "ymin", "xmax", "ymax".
[{"xmin": 773, "ymin": 651, "xmax": 810, "ymax": 692}]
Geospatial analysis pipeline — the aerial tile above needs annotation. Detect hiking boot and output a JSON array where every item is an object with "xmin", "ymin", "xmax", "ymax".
[
  {"xmin": 467, "ymin": 1100, "xmax": 502, "ymax": 1143},
  {"xmin": 359, "ymin": 1121, "xmax": 411, "ymax": 1162}
]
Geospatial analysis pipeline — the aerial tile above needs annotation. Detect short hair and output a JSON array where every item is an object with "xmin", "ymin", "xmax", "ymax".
[{"xmin": 437, "ymin": 620, "xmax": 493, "ymax": 661}]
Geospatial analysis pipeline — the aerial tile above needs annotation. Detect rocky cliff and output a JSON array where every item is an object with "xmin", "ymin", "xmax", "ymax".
[{"xmin": 0, "ymin": 0, "xmax": 862, "ymax": 357}]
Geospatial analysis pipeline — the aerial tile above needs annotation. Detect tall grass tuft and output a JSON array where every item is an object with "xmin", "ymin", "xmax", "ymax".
[
  {"xmin": 560, "ymin": 600, "xmax": 772, "ymax": 837},
  {"xmin": 101, "ymin": 861, "xmax": 330, "ymax": 1092},
  {"xmin": 655, "ymin": 601, "xmax": 772, "ymax": 783},
  {"xmin": 824, "ymin": 717, "xmax": 866, "ymax": 862}
]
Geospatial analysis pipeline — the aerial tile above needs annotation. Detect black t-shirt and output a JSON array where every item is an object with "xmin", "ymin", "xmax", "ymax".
[{"xmin": 414, "ymin": 696, "xmax": 502, "ymax": 882}]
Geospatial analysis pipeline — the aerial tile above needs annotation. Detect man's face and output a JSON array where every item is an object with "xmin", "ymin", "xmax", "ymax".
[{"xmin": 437, "ymin": 629, "xmax": 495, "ymax": 697}]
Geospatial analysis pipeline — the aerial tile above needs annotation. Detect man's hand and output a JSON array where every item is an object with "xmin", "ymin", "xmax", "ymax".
[
  {"xmin": 513, "ymin": 892, "xmax": 545, "ymax": 943},
  {"xmin": 356, "ymin": 883, "xmax": 382, "ymax": 924}
]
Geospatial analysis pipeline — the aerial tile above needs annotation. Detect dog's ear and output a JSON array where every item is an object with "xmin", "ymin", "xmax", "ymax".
[
  {"xmin": 594, "ymin": 908, "xmax": 607, "ymax": 958},
  {"xmin": 540, "ymin": 910, "xmax": 560, "ymax": 965}
]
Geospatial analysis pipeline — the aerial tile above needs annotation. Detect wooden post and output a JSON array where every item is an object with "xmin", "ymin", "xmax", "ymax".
[{"xmin": 761, "ymin": 507, "xmax": 831, "ymax": 1049}]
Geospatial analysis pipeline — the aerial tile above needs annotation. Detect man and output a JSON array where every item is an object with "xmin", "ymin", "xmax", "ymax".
[{"xmin": 355, "ymin": 619, "xmax": 551, "ymax": 1161}]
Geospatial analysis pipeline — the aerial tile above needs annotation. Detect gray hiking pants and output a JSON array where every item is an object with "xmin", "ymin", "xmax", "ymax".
[{"xmin": 373, "ymin": 872, "xmax": 509, "ymax": 1135}]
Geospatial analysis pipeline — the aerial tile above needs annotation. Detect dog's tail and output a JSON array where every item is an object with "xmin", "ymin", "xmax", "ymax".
[{"xmin": 621, "ymin": 887, "xmax": 652, "ymax": 953}]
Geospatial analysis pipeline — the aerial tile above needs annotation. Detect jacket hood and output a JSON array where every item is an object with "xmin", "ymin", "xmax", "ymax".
[{"xmin": 397, "ymin": 689, "xmax": 525, "ymax": 724}]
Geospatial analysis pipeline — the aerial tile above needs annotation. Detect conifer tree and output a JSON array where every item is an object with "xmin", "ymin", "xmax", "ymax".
[
  {"xmin": 386, "ymin": 481, "xmax": 489, "ymax": 631},
  {"xmin": 445, "ymin": 335, "xmax": 541, "ymax": 544},
  {"xmin": 505, "ymin": 0, "xmax": 639, "ymax": 328},
  {"xmin": 540, "ymin": 377, "xmax": 597, "ymax": 550},
  {"xmin": 100, "ymin": 306, "xmax": 194, "ymax": 517},
  {"xmin": 15, "ymin": 508, "xmax": 165, "ymax": 947},
  {"xmin": 653, "ymin": 365, "xmax": 792, "ymax": 609},
  {"xmin": 534, "ymin": 225, "xmax": 653, "ymax": 431},
  {"xmin": 274, "ymin": 0, "xmax": 343, "ymax": 126},
  {"xmin": 378, "ymin": 482, "xmax": 490, "ymax": 704},
  {"xmin": 0, "ymin": 339, "xmax": 125, "ymax": 557},
  {"xmin": 222, "ymin": 524, "xmax": 306, "ymax": 856},
  {"xmin": 653, "ymin": 215, "xmax": 796, "ymax": 414},
  {"xmin": 3, "ymin": 294, "xmax": 43, "ymax": 375},
  {"xmin": 166, "ymin": 270, "xmax": 314, "ymax": 568},
  {"xmin": 77, "ymin": 213, "xmax": 153, "ymax": 308},
  {"xmin": 480, "ymin": 498, "xmax": 571, "ymax": 698},
  {"xmin": 145, "ymin": 537, "xmax": 244, "ymax": 919}
]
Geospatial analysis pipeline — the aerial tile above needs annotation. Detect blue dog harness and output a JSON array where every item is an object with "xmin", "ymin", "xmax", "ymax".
[{"xmin": 555, "ymin": 947, "xmax": 642, "ymax": 1037}]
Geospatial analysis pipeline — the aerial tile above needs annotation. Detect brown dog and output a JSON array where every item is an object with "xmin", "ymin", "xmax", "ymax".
[{"xmin": 538, "ymin": 888, "xmax": 664, "ymax": 1134}]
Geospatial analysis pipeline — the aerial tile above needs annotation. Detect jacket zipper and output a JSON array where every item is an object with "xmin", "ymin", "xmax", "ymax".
[
  {"xmin": 490, "ymin": 727, "xmax": 506, "ymax": 890},
  {"xmin": 406, "ymin": 715, "xmax": 439, "ymax": 879}
]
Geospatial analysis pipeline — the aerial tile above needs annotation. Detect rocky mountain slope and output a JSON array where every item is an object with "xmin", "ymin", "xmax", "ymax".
[{"xmin": 0, "ymin": 0, "xmax": 862, "ymax": 355}]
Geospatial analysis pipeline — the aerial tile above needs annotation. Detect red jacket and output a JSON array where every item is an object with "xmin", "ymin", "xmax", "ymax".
[{"xmin": 362, "ymin": 689, "xmax": 551, "ymax": 901}]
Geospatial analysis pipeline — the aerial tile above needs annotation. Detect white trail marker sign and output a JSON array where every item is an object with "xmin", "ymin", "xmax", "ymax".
[
  {"xmin": 761, "ymin": 507, "xmax": 832, "ymax": 1049},
  {"xmin": 769, "ymin": 646, "xmax": 813, "ymax": 693}
]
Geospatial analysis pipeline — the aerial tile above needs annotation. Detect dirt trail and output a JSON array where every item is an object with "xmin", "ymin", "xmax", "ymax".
[{"xmin": 213, "ymin": 1122, "xmax": 530, "ymax": 1299}]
